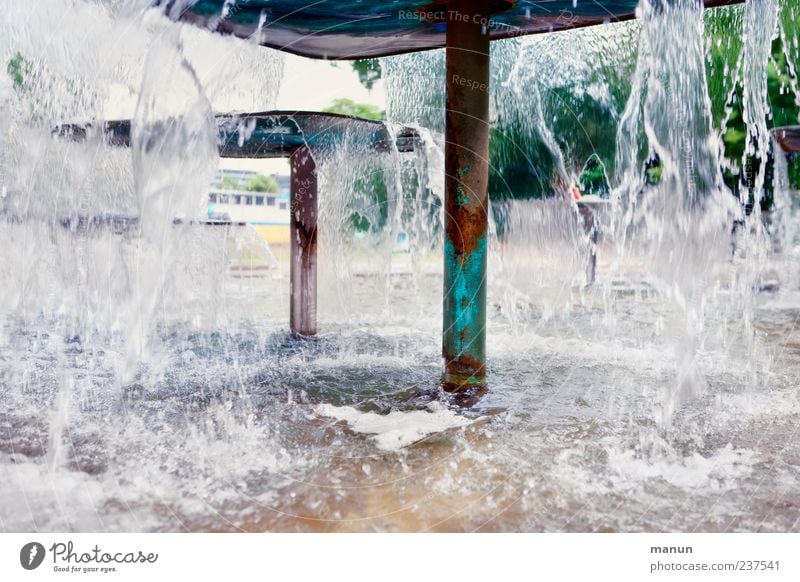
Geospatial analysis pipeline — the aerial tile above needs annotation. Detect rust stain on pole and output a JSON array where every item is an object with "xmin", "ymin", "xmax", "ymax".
[
  {"xmin": 442, "ymin": 0, "xmax": 491, "ymax": 395},
  {"xmin": 290, "ymin": 145, "xmax": 318, "ymax": 336}
]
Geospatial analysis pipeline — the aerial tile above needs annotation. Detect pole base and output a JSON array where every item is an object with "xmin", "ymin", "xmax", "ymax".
[{"xmin": 441, "ymin": 375, "xmax": 487, "ymax": 408}]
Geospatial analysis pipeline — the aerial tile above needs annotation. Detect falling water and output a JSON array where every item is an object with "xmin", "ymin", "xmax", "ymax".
[
  {"xmin": 743, "ymin": 0, "xmax": 779, "ymax": 210},
  {"xmin": 122, "ymin": 27, "xmax": 218, "ymax": 386}
]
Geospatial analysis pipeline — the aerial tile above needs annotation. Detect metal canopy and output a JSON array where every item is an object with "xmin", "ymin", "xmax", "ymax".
[
  {"xmin": 155, "ymin": 0, "xmax": 743, "ymax": 59},
  {"xmin": 54, "ymin": 111, "xmax": 417, "ymax": 157}
]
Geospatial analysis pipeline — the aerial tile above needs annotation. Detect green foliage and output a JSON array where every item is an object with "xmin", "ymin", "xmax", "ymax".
[
  {"xmin": 483, "ymin": 25, "xmax": 639, "ymax": 200},
  {"xmin": 488, "ymin": 124, "xmax": 556, "ymax": 201},
  {"xmin": 349, "ymin": 167, "xmax": 388, "ymax": 232},
  {"xmin": 6, "ymin": 52, "xmax": 40, "ymax": 120},
  {"xmin": 7, "ymin": 52, "xmax": 30, "ymax": 90},
  {"xmin": 579, "ymin": 154, "xmax": 611, "ymax": 197},
  {"xmin": 217, "ymin": 176, "xmax": 241, "ymax": 190},
  {"xmin": 487, "ymin": 7, "xmax": 800, "ymax": 205},
  {"xmin": 351, "ymin": 59, "xmax": 382, "ymax": 91},
  {"xmin": 705, "ymin": 7, "xmax": 744, "ymax": 128},
  {"xmin": 789, "ymin": 155, "xmax": 800, "ymax": 187},
  {"xmin": 323, "ymin": 98, "xmax": 384, "ymax": 120},
  {"xmin": 350, "ymin": 212, "xmax": 371, "ymax": 231},
  {"xmin": 768, "ymin": 35, "xmax": 799, "ymax": 128},
  {"xmin": 718, "ymin": 29, "xmax": 800, "ymax": 209},
  {"xmin": 7, "ymin": 50, "xmax": 97, "ymax": 123},
  {"xmin": 244, "ymin": 174, "xmax": 280, "ymax": 193},
  {"xmin": 644, "ymin": 157, "xmax": 663, "ymax": 186}
]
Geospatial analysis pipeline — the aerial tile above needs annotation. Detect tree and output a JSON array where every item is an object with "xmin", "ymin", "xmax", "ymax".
[
  {"xmin": 217, "ymin": 176, "xmax": 241, "ymax": 190},
  {"xmin": 716, "ymin": 30, "xmax": 800, "ymax": 210},
  {"xmin": 351, "ymin": 59, "xmax": 382, "ymax": 91},
  {"xmin": 244, "ymin": 174, "xmax": 280, "ymax": 193},
  {"xmin": 7, "ymin": 52, "xmax": 29, "ymax": 90},
  {"xmin": 579, "ymin": 154, "xmax": 611, "ymax": 197},
  {"xmin": 323, "ymin": 98, "xmax": 384, "ymax": 120}
]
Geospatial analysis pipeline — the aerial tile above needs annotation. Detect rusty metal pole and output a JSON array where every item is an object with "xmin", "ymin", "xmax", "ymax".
[
  {"xmin": 587, "ymin": 220, "xmax": 598, "ymax": 285},
  {"xmin": 442, "ymin": 1, "xmax": 491, "ymax": 394},
  {"xmin": 290, "ymin": 145, "xmax": 318, "ymax": 336},
  {"xmin": 578, "ymin": 204, "xmax": 598, "ymax": 285}
]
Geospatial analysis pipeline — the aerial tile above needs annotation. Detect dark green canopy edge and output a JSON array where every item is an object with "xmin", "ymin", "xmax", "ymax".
[{"xmin": 154, "ymin": 0, "xmax": 744, "ymax": 60}]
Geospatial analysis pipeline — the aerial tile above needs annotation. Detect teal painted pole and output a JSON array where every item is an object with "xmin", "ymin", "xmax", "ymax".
[{"xmin": 442, "ymin": 1, "xmax": 491, "ymax": 395}]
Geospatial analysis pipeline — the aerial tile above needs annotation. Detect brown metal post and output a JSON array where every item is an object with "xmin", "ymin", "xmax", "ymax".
[
  {"xmin": 290, "ymin": 145, "xmax": 318, "ymax": 336},
  {"xmin": 587, "ymin": 222, "xmax": 598, "ymax": 285},
  {"xmin": 442, "ymin": 1, "xmax": 491, "ymax": 394},
  {"xmin": 578, "ymin": 204, "xmax": 597, "ymax": 285}
]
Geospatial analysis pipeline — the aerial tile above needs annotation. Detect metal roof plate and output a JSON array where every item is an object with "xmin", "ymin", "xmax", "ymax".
[{"xmin": 155, "ymin": 0, "xmax": 742, "ymax": 59}]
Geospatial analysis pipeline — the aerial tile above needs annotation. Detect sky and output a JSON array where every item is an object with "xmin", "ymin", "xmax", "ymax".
[{"xmin": 220, "ymin": 54, "xmax": 386, "ymax": 176}]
